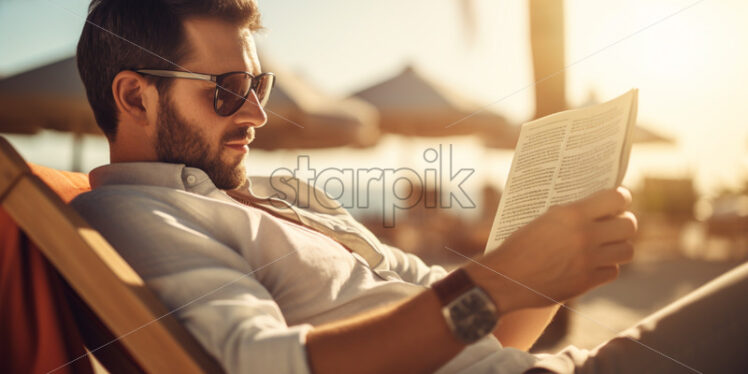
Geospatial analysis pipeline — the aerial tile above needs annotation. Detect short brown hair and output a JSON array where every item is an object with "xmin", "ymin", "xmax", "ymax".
[{"xmin": 76, "ymin": 0, "xmax": 262, "ymax": 140}]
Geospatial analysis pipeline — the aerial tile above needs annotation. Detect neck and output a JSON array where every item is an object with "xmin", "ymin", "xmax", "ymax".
[{"xmin": 109, "ymin": 129, "xmax": 158, "ymax": 163}]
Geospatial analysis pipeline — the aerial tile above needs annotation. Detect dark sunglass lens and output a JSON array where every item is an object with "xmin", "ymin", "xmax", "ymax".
[
  {"xmin": 254, "ymin": 74, "xmax": 275, "ymax": 107},
  {"xmin": 215, "ymin": 73, "xmax": 251, "ymax": 116}
]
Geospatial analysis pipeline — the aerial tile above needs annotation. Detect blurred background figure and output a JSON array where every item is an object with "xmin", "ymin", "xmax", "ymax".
[{"xmin": 2, "ymin": 0, "xmax": 747, "ymax": 354}]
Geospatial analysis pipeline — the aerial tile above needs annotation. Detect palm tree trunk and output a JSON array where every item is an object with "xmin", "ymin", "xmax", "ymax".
[{"xmin": 529, "ymin": 0, "xmax": 567, "ymax": 119}]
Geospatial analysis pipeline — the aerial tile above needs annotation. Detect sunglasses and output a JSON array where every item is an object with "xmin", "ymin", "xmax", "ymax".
[{"xmin": 135, "ymin": 69, "xmax": 275, "ymax": 116}]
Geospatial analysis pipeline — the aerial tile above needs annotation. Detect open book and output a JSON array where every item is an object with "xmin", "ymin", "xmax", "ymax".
[{"xmin": 485, "ymin": 89, "xmax": 638, "ymax": 253}]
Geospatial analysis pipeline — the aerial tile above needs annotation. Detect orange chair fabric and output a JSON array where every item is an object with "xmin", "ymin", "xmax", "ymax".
[
  {"xmin": 0, "ymin": 164, "xmax": 93, "ymax": 374},
  {"xmin": 28, "ymin": 164, "xmax": 92, "ymax": 203}
]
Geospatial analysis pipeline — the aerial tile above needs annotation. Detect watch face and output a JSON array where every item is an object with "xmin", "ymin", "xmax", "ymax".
[{"xmin": 444, "ymin": 288, "xmax": 498, "ymax": 343}]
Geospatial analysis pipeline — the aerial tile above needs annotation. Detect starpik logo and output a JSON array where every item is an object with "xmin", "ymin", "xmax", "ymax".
[{"xmin": 267, "ymin": 145, "xmax": 476, "ymax": 227}]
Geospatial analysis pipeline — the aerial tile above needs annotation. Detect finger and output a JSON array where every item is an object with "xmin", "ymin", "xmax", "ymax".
[
  {"xmin": 589, "ymin": 265, "xmax": 620, "ymax": 286},
  {"xmin": 577, "ymin": 187, "xmax": 632, "ymax": 219},
  {"xmin": 589, "ymin": 241, "xmax": 635, "ymax": 267},
  {"xmin": 589, "ymin": 211, "xmax": 638, "ymax": 245}
]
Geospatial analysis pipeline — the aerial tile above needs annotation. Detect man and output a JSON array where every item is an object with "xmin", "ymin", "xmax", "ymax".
[{"xmin": 72, "ymin": 1, "xmax": 747, "ymax": 373}]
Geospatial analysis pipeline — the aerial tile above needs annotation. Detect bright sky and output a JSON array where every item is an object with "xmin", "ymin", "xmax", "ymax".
[{"xmin": 1, "ymin": 0, "xmax": 747, "ymax": 196}]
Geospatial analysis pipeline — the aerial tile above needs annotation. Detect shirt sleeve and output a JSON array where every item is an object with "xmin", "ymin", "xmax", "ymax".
[
  {"xmin": 378, "ymin": 243, "xmax": 449, "ymax": 287},
  {"xmin": 71, "ymin": 189, "xmax": 313, "ymax": 374}
]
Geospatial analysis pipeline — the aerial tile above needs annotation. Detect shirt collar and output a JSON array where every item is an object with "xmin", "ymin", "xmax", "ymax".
[
  {"xmin": 88, "ymin": 162, "xmax": 264, "ymax": 198},
  {"xmin": 89, "ymin": 162, "xmax": 210, "ymax": 189}
]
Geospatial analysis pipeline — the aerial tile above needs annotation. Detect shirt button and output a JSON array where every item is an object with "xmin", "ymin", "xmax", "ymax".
[{"xmin": 186, "ymin": 175, "xmax": 197, "ymax": 185}]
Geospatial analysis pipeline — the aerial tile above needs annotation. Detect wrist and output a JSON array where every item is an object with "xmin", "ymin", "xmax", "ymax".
[
  {"xmin": 462, "ymin": 262, "xmax": 523, "ymax": 316},
  {"xmin": 431, "ymin": 268, "xmax": 499, "ymax": 344}
]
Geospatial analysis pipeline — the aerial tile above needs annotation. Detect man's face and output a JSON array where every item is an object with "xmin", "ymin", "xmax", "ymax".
[
  {"xmin": 155, "ymin": 94, "xmax": 250, "ymax": 189},
  {"xmin": 153, "ymin": 17, "xmax": 267, "ymax": 189}
]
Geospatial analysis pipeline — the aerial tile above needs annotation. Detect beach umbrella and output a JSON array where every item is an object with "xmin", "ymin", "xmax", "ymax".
[
  {"xmin": 352, "ymin": 65, "xmax": 519, "ymax": 149},
  {"xmin": 252, "ymin": 58, "xmax": 380, "ymax": 150},
  {"xmin": 0, "ymin": 57, "xmax": 99, "ymax": 171},
  {"xmin": 0, "ymin": 57, "xmax": 99, "ymax": 135}
]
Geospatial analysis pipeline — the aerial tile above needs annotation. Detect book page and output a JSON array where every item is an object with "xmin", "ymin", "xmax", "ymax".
[{"xmin": 485, "ymin": 89, "xmax": 638, "ymax": 253}]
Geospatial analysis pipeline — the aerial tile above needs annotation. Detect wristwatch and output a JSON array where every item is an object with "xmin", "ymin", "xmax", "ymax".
[{"xmin": 431, "ymin": 268, "xmax": 499, "ymax": 344}]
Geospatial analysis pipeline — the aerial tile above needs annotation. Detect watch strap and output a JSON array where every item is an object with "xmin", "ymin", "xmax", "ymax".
[{"xmin": 432, "ymin": 268, "xmax": 475, "ymax": 306}]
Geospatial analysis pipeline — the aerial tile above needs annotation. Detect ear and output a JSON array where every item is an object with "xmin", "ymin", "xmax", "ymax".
[{"xmin": 111, "ymin": 70, "xmax": 158, "ymax": 127}]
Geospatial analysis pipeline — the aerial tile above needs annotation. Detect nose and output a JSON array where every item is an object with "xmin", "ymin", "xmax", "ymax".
[{"xmin": 233, "ymin": 90, "xmax": 267, "ymax": 128}]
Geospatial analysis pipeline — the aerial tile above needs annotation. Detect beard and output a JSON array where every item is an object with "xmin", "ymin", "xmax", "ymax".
[{"xmin": 154, "ymin": 95, "xmax": 249, "ymax": 190}]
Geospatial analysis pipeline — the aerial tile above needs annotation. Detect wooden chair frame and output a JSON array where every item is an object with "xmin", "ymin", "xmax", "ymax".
[{"xmin": 0, "ymin": 137, "xmax": 223, "ymax": 373}]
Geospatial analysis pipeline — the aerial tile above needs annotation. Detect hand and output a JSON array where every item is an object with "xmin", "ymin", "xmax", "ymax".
[{"xmin": 466, "ymin": 187, "xmax": 638, "ymax": 314}]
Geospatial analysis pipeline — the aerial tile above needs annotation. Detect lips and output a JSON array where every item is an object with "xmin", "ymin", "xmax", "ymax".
[
  {"xmin": 225, "ymin": 139, "xmax": 250, "ymax": 146},
  {"xmin": 223, "ymin": 128, "xmax": 254, "ymax": 153},
  {"xmin": 224, "ymin": 139, "xmax": 249, "ymax": 154}
]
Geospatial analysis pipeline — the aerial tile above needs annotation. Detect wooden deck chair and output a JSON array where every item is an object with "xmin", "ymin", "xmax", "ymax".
[{"xmin": 0, "ymin": 136, "xmax": 224, "ymax": 373}]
